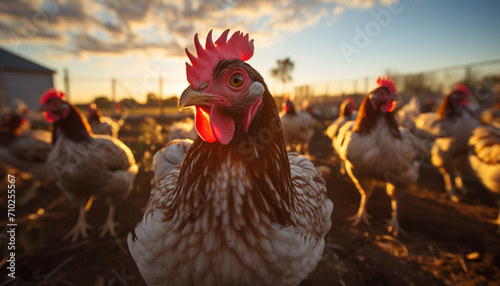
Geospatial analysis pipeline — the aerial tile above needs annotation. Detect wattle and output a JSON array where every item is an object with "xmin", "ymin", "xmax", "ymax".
[
  {"xmin": 194, "ymin": 105, "xmax": 235, "ymax": 145},
  {"xmin": 43, "ymin": 111, "xmax": 57, "ymax": 123},
  {"xmin": 195, "ymin": 106, "xmax": 216, "ymax": 143},
  {"xmin": 380, "ymin": 100, "xmax": 396, "ymax": 113}
]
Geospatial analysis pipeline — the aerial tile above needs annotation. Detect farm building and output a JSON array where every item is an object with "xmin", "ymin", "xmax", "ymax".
[{"xmin": 0, "ymin": 47, "xmax": 55, "ymax": 112}]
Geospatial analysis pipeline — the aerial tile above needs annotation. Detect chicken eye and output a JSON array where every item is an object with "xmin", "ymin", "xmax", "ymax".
[{"xmin": 229, "ymin": 74, "xmax": 244, "ymax": 88}]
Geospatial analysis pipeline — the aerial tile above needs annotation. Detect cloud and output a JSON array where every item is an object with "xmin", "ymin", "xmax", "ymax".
[
  {"xmin": 334, "ymin": 6, "xmax": 346, "ymax": 15},
  {"xmin": 0, "ymin": 0, "xmax": 396, "ymax": 59}
]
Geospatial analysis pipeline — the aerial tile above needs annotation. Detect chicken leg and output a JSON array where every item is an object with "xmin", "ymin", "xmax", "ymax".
[
  {"xmin": 99, "ymin": 205, "xmax": 119, "ymax": 238},
  {"xmin": 385, "ymin": 183, "xmax": 407, "ymax": 236},
  {"xmin": 63, "ymin": 206, "xmax": 92, "ymax": 242},
  {"xmin": 440, "ymin": 169, "xmax": 461, "ymax": 202},
  {"xmin": 347, "ymin": 178, "xmax": 375, "ymax": 227}
]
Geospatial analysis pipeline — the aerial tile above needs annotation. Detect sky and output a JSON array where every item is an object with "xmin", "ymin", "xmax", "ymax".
[{"xmin": 1, "ymin": 0, "xmax": 499, "ymax": 104}]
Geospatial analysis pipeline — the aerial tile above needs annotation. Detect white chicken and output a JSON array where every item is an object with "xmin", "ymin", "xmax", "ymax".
[
  {"xmin": 468, "ymin": 124, "xmax": 500, "ymax": 234},
  {"xmin": 396, "ymin": 96, "xmax": 421, "ymax": 130},
  {"xmin": 41, "ymin": 89, "xmax": 138, "ymax": 242},
  {"xmin": 280, "ymin": 97, "xmax": 315, "ymax": 154},
  {"xmin": 167, "ymin": 117, "xmax": 198, "ymax": 142},
  {"xmin": 337, "ymin": 77, "xmax": 422, "ymax": 236},
  {"xmin": 479, "ymin": 101, "xmax": 500, "ymax": 126},
  {"xmin": 413, "ymin": 84, "xmax": 481, "ymax": 201},
  {"xmin": 128, "ymin": 29, "xmax": 333, "ymax": 286},
  {"xmin": 87, "ymin": 103, "xmax": 121, "ymax": 138},
  {"xmin": 0, "ymin": 110, "xmax": 52, "ymax": 205},
  {"xmin": 325, "ymin": 98, "xmax": 357, "ymax": 175}
]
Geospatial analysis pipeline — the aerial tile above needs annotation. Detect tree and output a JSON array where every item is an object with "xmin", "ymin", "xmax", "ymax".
[
  {"xmin": 120, "ymin": 98, "xmax": 139, "ymax": 109},
  {"xmin": 271, "ymin": 57, "xmax": 295, "ymax": 97},
  {"xmin": 146, "ymin": 93, "xmax": 158, "ymax": 106},
  {"xmin": 163, "ymin": 96, "xmax": 179, "ymax": 108},
  {"xmin": 93, "ymin": 96, "xmax": 112, "ymax": 109}
]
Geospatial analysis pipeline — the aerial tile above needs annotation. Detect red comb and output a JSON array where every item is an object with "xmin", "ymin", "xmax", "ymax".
[
  {"xmin": 453, "ymin": 84, "xmax": 470, "ymax": 96},
  {"xmin": 185, "ymin": 29, "xmax": 254, "ymax": 89},
  {"xmin": 40, "ymin": 88, "xmax": 65, "ymax": 105},
  {"xmin": 376, "ymin": 76, "xmax": 397, "ymax": 94},
  {"xmin": 344, "ymin": 98, "xmax": 357, "ymax": 109}
]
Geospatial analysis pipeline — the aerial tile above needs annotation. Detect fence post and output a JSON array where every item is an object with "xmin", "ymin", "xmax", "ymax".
[
  {"xmin": 159, "ymin": 75, "xmax": 164, "ymax": 116},
  {"xmin": 64, "ymin": 68, "xmax": 70, "ymax": 102},
  {"xmin": 365, "ymin": 76, "xmax": 369, "ymax": 94},
  {"xmin": 111, "ymin": 78, "xmax": 116, "ymax": 108},
  {"xmin": 465, "ymin": 65, "xmax": 471, "ymax": 83}
]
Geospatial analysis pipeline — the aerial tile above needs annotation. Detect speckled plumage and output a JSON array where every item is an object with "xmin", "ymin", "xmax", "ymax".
[
  {"xmin": 468, "ymin": 125, "xmax": 500, "ymax": 233},
  {"xmin": 280, "ymin": 111, "xmax": 314, "ymax": 154},
  {"xmin": 129, "ymin": 30, "xmax": 332, "ymax": 285},
  {"xmin": 0, "ymin": 130, "xmax": 52, "ymax": 177},
  {"xmin": 339, "ymin": 119, "xmax": 420, "ymax": 184},
  {"xmin": 48, "ymin": 132, "xmax": 137, "ymax": 206},
  {"xmin": 468, "ymin": 125, "xmax": 500, "ymax": 193},
  {"xmin": 337, "ymin": 92, "xmax": 421, "ymax": 236},
  {"xmin": 42, "ymin": 99, "xmax": 138, "ymax": 241},
  {"xmin": 129, "ymin": 139, "xmax": 332, "ymax": 286},
  {"xmin": 0, "ymin": 112, "xmax": 53, "ymax": 204},
  {"xmin": 414, "ymin": 104, "xmax": 481, "ymax": 200},
  {"xmin": 89, "ymin": 116, "xmax": 120, "ymax": 138}
]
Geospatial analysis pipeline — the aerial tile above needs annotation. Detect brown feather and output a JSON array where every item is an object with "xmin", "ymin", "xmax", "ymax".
[
  {"xmin": 161, "ymin": 61, "xmax": 295, "ymax": 230},
  {"xmin": 437, "ymin": 93, "xmax": 452, "ymax": 120},
  {"xmin": 53, "ymin": 104, "xmax": 93, "ymax": 144},
  {"xmin": 353, "ymin": 91, "xmax": 401, "ymax": 139},
  {"xmin": 437, "ymin": 92, "xmax": 474, "ymax": 120},
  {"xmin": 87, "ymin": 105, "xmax": 104, "ymax": 124}
]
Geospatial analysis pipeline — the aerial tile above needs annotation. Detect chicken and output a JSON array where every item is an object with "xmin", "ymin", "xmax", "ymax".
[
  {"xmin": 325, "ymin": 98, "xmax": 357, "ymax": 175},
  {"xmin": 396, "ymin": 96, "xmax": 421, "ymax": 130},
  {"xmin": 413, "ymin": 84, "xmax": 481, "ymax": 201},
  {"xmin": 111, "ymin": 101, "xmax": 127, "ymax": 126},
  {"xmin": 280, "ymin": 97, "xmax": 315, "ymax": 154},
  {"xmin": 479, "ymin": 101, "xmax": 500, "ymax": 126},
  {"xmin": 468, "ymin": 125, "xmax": 500, "ymax": 234},
  {"xmin": 167, "ymin": 117, "xmax": 198, "ymax": 142},
  {"xmin": 87, "ymin": 103, "xmax": 121, "ymax": 137},
  {"xmin": 128, "ymin": 29, "xmax": 333, "ymax": 286},
  {"xmin": 40, "ymin": 89, "xmax": 138, "ymax": 242},
  {"xmin": 337, "ymin": 77, "xmax": 422, "ymax": 236},
  {"xmin": 0, "ymin": 109, "xmax": 52, "ymax": 205}
]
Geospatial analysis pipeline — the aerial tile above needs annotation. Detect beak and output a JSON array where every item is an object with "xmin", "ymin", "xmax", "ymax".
[
  {"xmin": 391, "ymin": 93, "xmax": 400, "ymax": 100},
  {"xmin": 178, "ymin": 86, "xmax": 216, "ymax": 111},
  {"xmin": 39, "ymin": 104, "xmax": 46, "ymax": 111}
]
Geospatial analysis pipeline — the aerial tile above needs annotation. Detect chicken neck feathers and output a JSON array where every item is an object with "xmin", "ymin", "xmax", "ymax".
[{"xmin": 129, "ymin": 83, "xmax": 332, "ymax": 286}]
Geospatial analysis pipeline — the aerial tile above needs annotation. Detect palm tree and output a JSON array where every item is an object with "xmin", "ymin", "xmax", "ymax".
[{"xmin": 271, "ymin": 57, "xmax": 295, "ymax": 97}]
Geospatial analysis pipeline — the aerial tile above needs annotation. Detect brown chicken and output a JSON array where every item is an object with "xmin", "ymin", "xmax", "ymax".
[{"xmin": 128, "ymin": 29, "xmax": 333, "ymax": 285}]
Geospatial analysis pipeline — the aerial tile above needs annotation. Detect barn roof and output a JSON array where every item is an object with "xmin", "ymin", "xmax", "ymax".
[{"xmin": 0, "ymin": 47, "xmax": 55, "ymax": 73}]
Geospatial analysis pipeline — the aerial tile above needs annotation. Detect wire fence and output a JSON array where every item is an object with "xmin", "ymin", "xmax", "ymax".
[
  {"xmin": 63, "ymin": 59, "xmax": 500, "ymax": 115},
  {"xmin": 294, "ymin": 59, "xmax": 500, "ymax": 104}
]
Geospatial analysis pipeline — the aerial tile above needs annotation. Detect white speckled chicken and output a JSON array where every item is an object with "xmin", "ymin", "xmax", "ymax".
[
  {"xmin": 87, "ymin": 103, "xmax": 121, "ymax": 138},
  {"xmin": 413, "ymin": 84, "xmax": 481, "ymax": 201},
  {"xmin": 41, "ymin": 89, "xmax": 138, "ymax": 242},
  {"xmin": 280, "ymin": 97, "xmax": 315, "ymax": 154},
  {"xmin": 0, "ymin": 110, "xmax": 52, "ymax": 205},
  {"xmin": 325, "ymin": 98, "xmax": 357, "ymax": 175},
  {"xmin": 337, "ymin": 77, "xmax": 422, "ymax": 236},
  {"xmin": 128, "ymin": 30, "xmax": 333, "ymax": 286},
  {"xmin": 167, "ymin": 117, "xmax": 198, "ymax": 142},
  {"xmin": 396, "ymin": 96, "xmax": 420, "ymax": 130},
  {"xmin": 468, "ymin": 125, "xmax": 500, "ymax": 234}
]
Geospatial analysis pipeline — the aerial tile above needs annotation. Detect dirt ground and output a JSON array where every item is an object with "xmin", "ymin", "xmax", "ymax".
[{"xmin": 1, "ymin": 116, "xmax": 499, "ymax": 286}]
